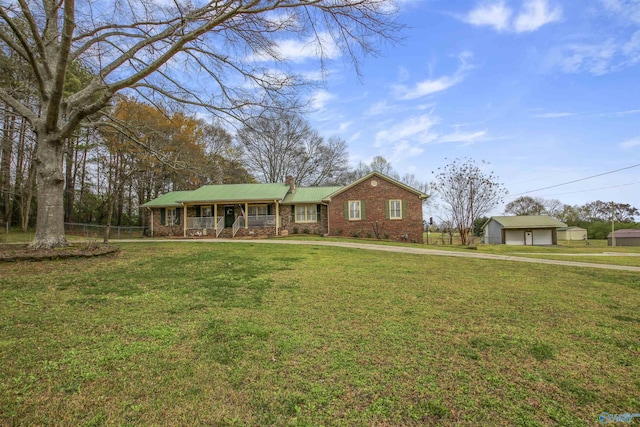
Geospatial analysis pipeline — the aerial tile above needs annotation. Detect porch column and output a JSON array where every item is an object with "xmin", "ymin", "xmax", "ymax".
[
  {"xmin": 275, "ymin": 201, "xmax": 280, "ymax": 236},
  {"xmin": 183, "ymin": 203, "xmax": 187, "ymax": 237},
  {"xmin": 214, "ymin": 203, "xmax": 218, "ymax": 232},
  {"xmin": 245, "ymin": 202, "xmax": 248, "ymax": 229},
  {"xmin": 150, "ymin": 209, "xmax": 154, "ymax": 237}
]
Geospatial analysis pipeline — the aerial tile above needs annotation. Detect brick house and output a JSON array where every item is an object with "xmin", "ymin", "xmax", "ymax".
[{"xmin": 142, "ymin": 172, "xmax": 428, "ymax": 242}]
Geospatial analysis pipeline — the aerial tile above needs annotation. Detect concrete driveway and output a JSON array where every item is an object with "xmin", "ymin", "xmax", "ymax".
[{"xmin": 117, "ymin": 238, "xmax": 640, "ymax": 272}]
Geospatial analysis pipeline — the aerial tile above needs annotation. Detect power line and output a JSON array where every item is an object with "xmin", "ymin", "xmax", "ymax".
[
  {"xmin": 532, "ymin": 182, "xmax": 639, "ymax": 198},
  {"xmin": 507, "ymin": 163, "xmax": 640, "ymax": 198}
]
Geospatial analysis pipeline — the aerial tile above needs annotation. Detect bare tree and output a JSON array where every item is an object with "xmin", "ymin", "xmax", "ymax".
[
  {"xmin": 352, "ymin": 155, "xmax": 394, "ymax": 179},
  {"xmin": 237, "ymin": 111, "xmax": 350, "ymax": 186},
  {"xmin": 0, "ymin": 0, "xmax": 400, "ymax": 248},
  {"xmin": 543, "ymin": 198, "xmax": 563, "ymax": 218},
  {"xmin": 504, "ymin": 196, "xmax": 545, "ymax": 216},
  {"xmin": 432, "ymin": 158, "xmax": 507, "ymax": 245}
]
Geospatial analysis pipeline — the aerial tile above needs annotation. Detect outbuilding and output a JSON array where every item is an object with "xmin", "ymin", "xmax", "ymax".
[
  {"xmin": 607, "ymin": 229, "xmax": 640, "ymax": 246},
  {"xmin": 482, "ymin": 215, "xmax": 567, "ymax": 245},
  {"xmin": 557, "ymin": 226, "xmax": 588, "ymax": 241}
]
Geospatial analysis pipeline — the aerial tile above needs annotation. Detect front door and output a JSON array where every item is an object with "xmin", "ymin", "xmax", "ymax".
[
  {"xmin": 224, "ymin": 206, "xmax": 235, "ymax": 228},
  {"xmin": 525, "ymin": 231, "xmax": 533, "ymax": 246}
]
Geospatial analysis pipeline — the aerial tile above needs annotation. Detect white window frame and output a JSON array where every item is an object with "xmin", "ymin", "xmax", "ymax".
[
  {"xmin": 201, "ymin": 206, "xmax": 212, "ymax": 217},
  {"xmin": 166, "ymin": 208, "xmax": 177, "ymax": 225},
  {"xmin": 348, "ymin": 200, "xmax": 361, "ymax": 221},
  {"xmin": 295, "ymin": 204, "xmax": 317, "ymax": 223},
  {"xmin": 389, "ymin": 199, "xmax": 402, "ymax": 219}
]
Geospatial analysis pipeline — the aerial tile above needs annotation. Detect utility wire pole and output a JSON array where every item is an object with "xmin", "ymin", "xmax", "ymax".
[{"xmin": 611, "ymin": 201, "xmax": 616, "ymax": 247}]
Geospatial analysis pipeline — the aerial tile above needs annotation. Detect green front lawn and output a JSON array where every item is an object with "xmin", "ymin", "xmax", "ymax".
[{"xmin": 1, "ymin": 242, "xmax": 638, "ymax": 425}]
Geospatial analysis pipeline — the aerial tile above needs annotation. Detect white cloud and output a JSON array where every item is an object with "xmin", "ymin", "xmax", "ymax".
[
  {"xmin": 600, "ymin": 0, "xmax": 640, "ymax": 23},
  {"xmin": 338, "ymin": 121, "xmax": 352, "ymax": 131},
  {"xmin": 533, "ymin": 112, "xmax": 578, "ymax": 118},
  {"xmin": 394, "ymin": 74, "xmax": 464, "ymax": 100},
  {"xmin": 461, "ymin": 0, "xmax": 561, "ymax": 33},
  {"xmin": 392, "ymin": 52, "xmax": 473, "ymax": 100},
  {"xmin": 623, "ymin": 29, "xmax": 640, "ymax": 57},
  {"xmin": 253, "ymin": 32, "xmax": 340, "ymax": 63},
  {"xmin": 374, "ymin": 114, "xmax": 440, "ymax": 147},
  {"xmin": 599, "ymin": 109, "xmax": 640, "ymax": 117},
  {"xmin": 310, "ymin": 89, "xmax": 335, "ymax": 111},
  {"xmin": 514, "ymin": 0, "xmax": 562, "ymax": 32},
  {"xmin": 555, "ymin": 30, "xmax": 640, "ymax": 75},
  {"xmin": 464, "ymin": 1, "xmax": 512, "ymax": 32},
  {"xmin": 620, "ymin": 136, "xmax": 640, "ymax": 149},
  {"xmin": 365, "ymin": 100, "xmax": 391, "ymax": 116},
  {"xmin": 436, "ymin": 130, "xmax": 488, "ymax": 145}
]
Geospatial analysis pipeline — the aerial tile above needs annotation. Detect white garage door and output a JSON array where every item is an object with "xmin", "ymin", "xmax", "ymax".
[
  {"xmin": 505, "ymin": 230, "xmax": 524, "ymax": 245},
  {"xmin": 532, "ymin": 229, "xmax": 552, "ymax": 245}
]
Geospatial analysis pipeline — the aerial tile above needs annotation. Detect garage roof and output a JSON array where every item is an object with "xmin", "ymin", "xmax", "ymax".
[
  {"xmin": 607, "ymin": 229, "xmax": 640, "ymax": 238},
  {"xmin": 490, "ymin": 215, "xmax": 567, "ymax": 229}
]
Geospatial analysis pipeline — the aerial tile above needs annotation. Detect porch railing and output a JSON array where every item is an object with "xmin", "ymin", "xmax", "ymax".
[
  {"xmin": 232, "ymin": 216, "xmax": 243, "ymax": 237},
  {"xmin": 247, "ymin": 214, "xmax": 276, "ymax": 228},
  {"xmin": 215, "ymin": 216, "xmax": 224, "ymax": 238},
  {"xmin": 186, "ymin": 216, "xmax": 215, "ymax": 229}
]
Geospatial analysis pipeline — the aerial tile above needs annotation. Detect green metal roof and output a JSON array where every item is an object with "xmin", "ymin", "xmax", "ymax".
[
  {"xmin": 282, "ymin": 187, "xmax": 343, "ymax": 204},
  {"xmin": 141, "ymin": 191, "xmax": 193, "ymax": 208},
  {"xmin": 490, "ymin": 215, "xmax": 567, "ymax": 229},
  {"xmin": 177, "ymin": 183, "xmax": 290, "ymax": 203}
]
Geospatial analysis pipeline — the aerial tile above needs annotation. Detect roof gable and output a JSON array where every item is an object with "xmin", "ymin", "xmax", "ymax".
[{"xmin": 323, "ymin": 172, "xmax": 428, "ymax": 201}]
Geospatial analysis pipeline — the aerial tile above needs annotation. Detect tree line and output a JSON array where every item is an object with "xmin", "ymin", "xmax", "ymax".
[
  {"xmin": 1, "ymin": 94, "xmax": 430, "ymax": 231},
  {"xmin": 0, "ymin": 0, "xmax": 401, "ymax": 248}
]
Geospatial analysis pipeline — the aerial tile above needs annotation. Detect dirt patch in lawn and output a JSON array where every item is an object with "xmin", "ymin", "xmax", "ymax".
[{"xmin": 0, "ymin": 243, "xmax": 120, "ymax": 262}]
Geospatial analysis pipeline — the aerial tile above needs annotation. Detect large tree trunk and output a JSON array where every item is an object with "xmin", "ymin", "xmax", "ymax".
[{"xmin": 30, "ymin": 135, "xmax": 68, "ymax": 249}]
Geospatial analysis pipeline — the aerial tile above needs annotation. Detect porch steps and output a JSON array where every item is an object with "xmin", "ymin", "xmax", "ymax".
[{"xmin": 216, "ymin": 228, "xmax": 233, "ymax": 239}]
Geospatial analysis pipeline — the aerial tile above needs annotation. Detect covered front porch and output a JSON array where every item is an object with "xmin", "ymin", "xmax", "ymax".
[{"xmin": 182, "ymin": 202, "xmax": 281, "ymax": 238}]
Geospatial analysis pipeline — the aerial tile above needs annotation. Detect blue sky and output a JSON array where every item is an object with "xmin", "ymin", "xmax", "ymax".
[{"xmin": 294, "ymin": 0, "xmax": 639, "ymax": 217}]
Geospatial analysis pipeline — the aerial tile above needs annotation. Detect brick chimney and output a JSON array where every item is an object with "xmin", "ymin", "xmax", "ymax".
[{"xmin": 285, "ymin": 175, "xmax": 295, "ymax": 192}]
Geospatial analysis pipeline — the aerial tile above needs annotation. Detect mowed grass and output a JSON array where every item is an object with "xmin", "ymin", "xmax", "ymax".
[{"xmin": 1, "ymin": 242, "xmax": 639, "ymax": 426}]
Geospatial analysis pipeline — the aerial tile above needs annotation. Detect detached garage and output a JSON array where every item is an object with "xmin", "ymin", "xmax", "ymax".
[
  {"xmin": 483, "ymin": 215, "xmax": 567, "ymax": 245},
  {"xmin": 607, "ymin": 229, "xmax": 640, "ymax": 246},
  {"xmin": 557, "ymin": 226, "xmax": 588, "ymax": 241}
]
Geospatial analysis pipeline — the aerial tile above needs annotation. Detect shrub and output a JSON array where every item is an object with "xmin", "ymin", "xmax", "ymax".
[{"xmin": 292, "ymin": 227, "xmax": 299, "ymax": 234}]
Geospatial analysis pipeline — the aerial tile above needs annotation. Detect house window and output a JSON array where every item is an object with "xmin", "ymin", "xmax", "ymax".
[
  {"xmin": 248, "ymin": 205, "xmax": 268, "ymax": 217},
  {"xmin": 295, "ymin": 204, "xmax": 317, "ymax": 222},
  {"xmin": 348, "ymin": 200, "xmax": 361, "ymax": 220},
  {"xmin": 166, "ymin": 208, "xmax": 177, "ymax": 225},
  {"xmin": 201, "ymin": 206, "xmax": 212, "ymax": 217},
  {"xmin": 389, "ymin": 200, "xmax": 402, "ymax": 219}
]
